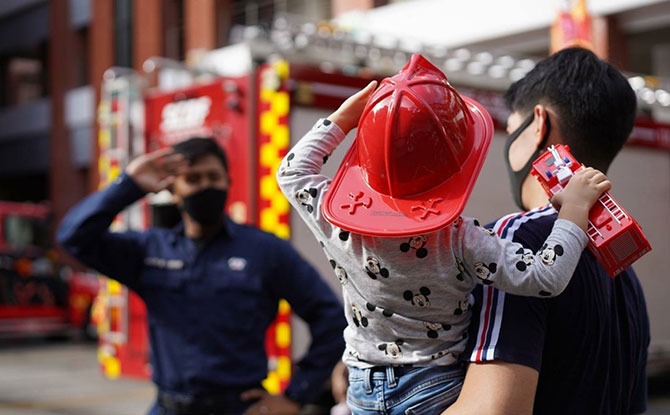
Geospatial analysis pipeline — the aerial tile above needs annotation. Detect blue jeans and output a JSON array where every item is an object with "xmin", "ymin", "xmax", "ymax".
[{"xmin": 346, "ymin": 365, "xmax": 465, "ymax": 415}]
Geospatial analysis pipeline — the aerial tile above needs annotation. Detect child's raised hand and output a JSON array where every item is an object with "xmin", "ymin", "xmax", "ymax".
[
  {"xmin": 328, "ymin": 80, "xmax": 378, "ymax": 134},
  {"xmin": 553, "ymin": 167, "xmax": 612, "ymax": 230}
]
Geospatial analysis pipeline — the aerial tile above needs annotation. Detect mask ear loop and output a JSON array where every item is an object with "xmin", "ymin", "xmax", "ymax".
[
  {"xmin": 504, "ymin": 112, "xmax": 552, "ymax": 211},
  {"xmin": 503, "ymin": 112, "xmax": 535, "ymax": 172},
  {"xmin": 538, "ymin": 114, "xmax": 551, "ymax": 151}
]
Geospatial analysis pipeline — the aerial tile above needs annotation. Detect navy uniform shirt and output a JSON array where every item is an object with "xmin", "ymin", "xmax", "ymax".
[
  {"xmin": 57, "ymin": 173, "xmax": 346, "ymax": 404},
  {"xmin": 465, "ymin": 206, "xmax": 650, "ymax": 415}
]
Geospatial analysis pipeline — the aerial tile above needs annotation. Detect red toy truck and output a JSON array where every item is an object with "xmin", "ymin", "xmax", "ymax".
[{"xmin": 531, "ymin": 144, "xmax": 652, "ymax": 277}]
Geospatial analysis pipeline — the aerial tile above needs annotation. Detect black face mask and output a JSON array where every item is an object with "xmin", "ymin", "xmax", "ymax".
[
  {"xmin": 181, "ymin": 188, "xmax": 227, "ymax": 226},
  {"xmin": 504, "ymin": 113, "xmax": 551, "ymax": 211}
]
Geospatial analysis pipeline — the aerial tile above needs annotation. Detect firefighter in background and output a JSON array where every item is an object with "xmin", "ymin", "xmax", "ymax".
[
  {"xmin": 57, "ymin": 137, "xmax": 346, "ymax": 415},
  {"xmin": 277, "ymin": 54, "xmax": 611, "ymax": 415},
  {"xmin": 444, "ymin": 47, "xmax": 650, "ymax": 415}
]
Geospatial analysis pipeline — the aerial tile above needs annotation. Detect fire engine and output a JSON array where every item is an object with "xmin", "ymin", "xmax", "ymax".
[
  {"xmin": 0, "ymin": 200, "xmax": 99, "ymax": 339},
  {"xmin": 531, "ymin": 144, "xmax": 652, "ymax": 277}
]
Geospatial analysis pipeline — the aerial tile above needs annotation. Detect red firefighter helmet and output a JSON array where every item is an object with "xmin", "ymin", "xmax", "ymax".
[{"xmin": 322, "ymin": 54, "xmax": 494, "ymax": 236}]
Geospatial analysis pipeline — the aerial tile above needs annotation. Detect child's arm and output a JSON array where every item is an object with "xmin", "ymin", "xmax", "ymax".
[
  {"xmin": 277, "ymin": 80, "xmax": 377, "ymax": 178},
  {"xmin": 276, "ymin": 82, "xmax": 377, "ymax": 234},
  {"xmin": 459, "ymin": 168, "xmax": 610, "ymax": 297}
]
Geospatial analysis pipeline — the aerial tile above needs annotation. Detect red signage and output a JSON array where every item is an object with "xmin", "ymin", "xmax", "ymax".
[
  {"xmin": 551, "ymin": 0, "xmax": 594, "ymax": 54},
  {"xmin": 629, "ymin": 117, "xmax": 670, "ymax": 151}
]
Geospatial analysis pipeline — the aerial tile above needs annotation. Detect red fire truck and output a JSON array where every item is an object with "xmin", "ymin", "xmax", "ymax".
[
  {"xmin": 531, "ymin": 144, "xmax": 651, "ymax": 277},
  {"xmin": 0, "ymin": 201, "xmax": 99, "ymax": 339}
]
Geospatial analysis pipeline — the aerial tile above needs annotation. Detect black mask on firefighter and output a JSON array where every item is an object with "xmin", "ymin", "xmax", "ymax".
[
  {"xmin": 181, "ymin": 188, "xmax": 227, "ymax": 226},
  {"xmin": 504, "ymin": 112, "xmax": 551, "ymax": 211}
]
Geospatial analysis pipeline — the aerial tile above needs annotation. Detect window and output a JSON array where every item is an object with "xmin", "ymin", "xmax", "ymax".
[
  {"xmin": 2, "ymin": 56, "xmax": 45, "ymax": 106},
  {"xmin": 163, "ymin": 0, "xmax": 185, "ymax": 60},
  {"xmin": 3, "ymin": 215, "xmax": 49, "ymax": 251}
]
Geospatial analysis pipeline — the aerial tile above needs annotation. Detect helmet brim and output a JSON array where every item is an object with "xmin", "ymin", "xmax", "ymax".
[{"xmin": 322, "ymin": 96, "xmax": 494, "ymax": 237}]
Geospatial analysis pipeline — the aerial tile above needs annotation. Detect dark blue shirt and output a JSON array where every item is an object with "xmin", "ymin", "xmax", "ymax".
[
  {"xmin": 57, "ymin": 173, "xmax": 346, "ymax": 404},
  {"xmin": 465, "ymin": 206, "xmax": 650, "ymax": 415}
]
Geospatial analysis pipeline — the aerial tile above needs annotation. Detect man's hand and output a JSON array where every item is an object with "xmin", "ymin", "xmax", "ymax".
[
  {"xmin": 331, "ymin": 361, "xmax": 349, "ymax": 405},
  {"xmin": 442, "ymin": 362, "xmax": 538, "ymax": 415},
  {"xmin": 241, "ymin": 389, "xmax": 300, "ymax": 415},
  {"xmin": 126, "ymin": 147, "xmax": 188, "ymax": 193},
  {"xmin": 328, "ymin": 80, "xmax": 378, "ymax": 134}
]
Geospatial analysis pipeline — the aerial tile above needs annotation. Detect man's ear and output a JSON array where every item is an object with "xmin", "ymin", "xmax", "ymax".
[{"xmin": 532, "ymin": 105, "xmax": 551, "ymax": 146}]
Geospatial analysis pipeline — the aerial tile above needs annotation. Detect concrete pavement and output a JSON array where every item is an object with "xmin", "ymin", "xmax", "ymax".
[
  {"xmin": 0, "ymin": 339, "xmax": 669, "ymax": 414},
  {"xmin": 0, "ymin": 339, "xmax": 155, "ymax": 415}
]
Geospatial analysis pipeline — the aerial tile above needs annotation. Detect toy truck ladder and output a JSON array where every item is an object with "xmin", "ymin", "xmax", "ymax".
[
  {"xmin": 586, "ymin": 193, "xmax": 628, "ymax": 242},
  {"xmin": 599, "ymin": 193, "xmax": 627, "ymax": 223},
  {"xmin": 586, "ymin": 222, "xmax": 603, "ymax": 241}
]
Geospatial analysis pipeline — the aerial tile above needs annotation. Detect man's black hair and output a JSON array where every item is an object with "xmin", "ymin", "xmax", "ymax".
[
  {"xmin": 172, "ymin": 136, "xmax": 229, "ymax": 173},
  {"xmin": 505, "ymin": 47, "xmax": 637, "ymax": 172}
]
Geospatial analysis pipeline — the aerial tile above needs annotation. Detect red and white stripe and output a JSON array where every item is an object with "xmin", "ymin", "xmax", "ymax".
[{"xmin": 469, "ymin": 206, "xmax": 556, "ymax": 362}]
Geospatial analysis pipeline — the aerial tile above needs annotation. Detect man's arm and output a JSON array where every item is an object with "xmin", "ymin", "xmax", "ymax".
[
  {"xmin": 56, "ymin": 173, "xmax": 147, "ymax": 289},
  {"xmin": 57, "ymin": 148, "xmax": 187, "ymax": 289},
  {"xmin": 276, "ymin": 239, "xmax": 347, "ymax": 405},
  {"xmin": 443, "ymin": 362, "xmax": 538, "ymax": 415},
  {"xmin": 242, "ymin": 238, "xmax": 346, "ymax": 415}
]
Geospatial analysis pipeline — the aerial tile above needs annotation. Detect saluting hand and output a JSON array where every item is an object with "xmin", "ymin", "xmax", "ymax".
[{"xmin": 126, "ymin": 147, "xmax": 188, "ymax": 193}]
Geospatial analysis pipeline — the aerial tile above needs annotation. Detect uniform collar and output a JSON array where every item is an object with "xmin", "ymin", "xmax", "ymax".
[{"xmin": 167, "ymin": 216, "xmax": 236, "ymax": 243}]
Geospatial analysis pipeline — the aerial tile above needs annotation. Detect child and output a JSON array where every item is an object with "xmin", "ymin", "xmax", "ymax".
[{"xmin": 277, "ymin": 54, "xmax": 609, "ymax": 415}]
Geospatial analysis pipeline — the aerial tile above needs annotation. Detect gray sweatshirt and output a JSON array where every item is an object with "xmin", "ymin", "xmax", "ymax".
[{"xmin": 277, "ymin": 119, "xmax": 588, "ymax": 368}]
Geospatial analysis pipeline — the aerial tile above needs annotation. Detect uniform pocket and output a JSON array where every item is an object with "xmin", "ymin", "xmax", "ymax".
[{"xmin": 208, "ymin": 262, "xmax": 262, "ymax": 332}]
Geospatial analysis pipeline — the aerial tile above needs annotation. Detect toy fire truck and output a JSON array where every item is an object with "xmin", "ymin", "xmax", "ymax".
[{"xmin": 531, "ymin": 144, "xmax": 651, "ymax": 277}]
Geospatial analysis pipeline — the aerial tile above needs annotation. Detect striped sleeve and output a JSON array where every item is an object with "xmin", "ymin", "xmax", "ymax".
[{"xmin": 467, "ymin": 207, "xmax": 556, "ymax": 368}]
